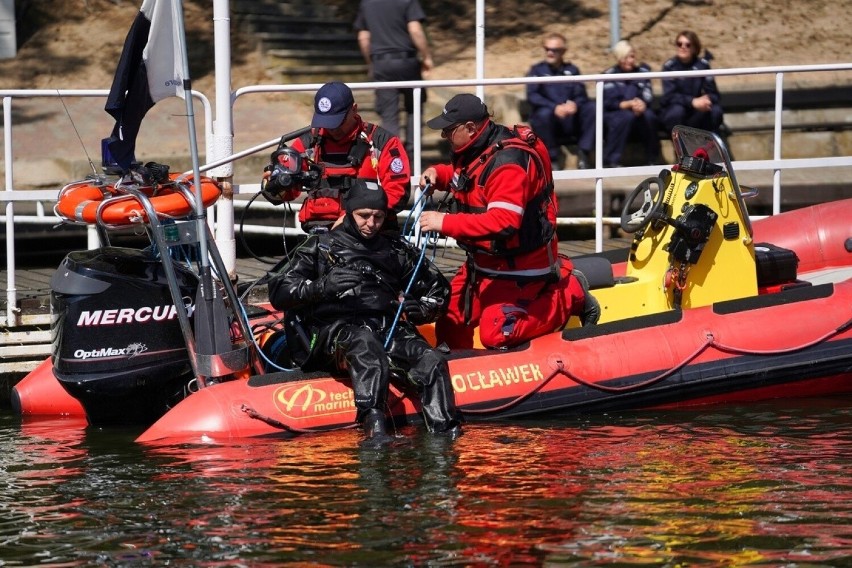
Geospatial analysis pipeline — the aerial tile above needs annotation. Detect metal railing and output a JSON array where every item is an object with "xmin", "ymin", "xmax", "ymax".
[
  {"xmin": 3, "ymin": 63, "xmax": 852, "ymax": 327},
  {"xmin": 228, "ymin": 63, "xmax": 852, "ymax": 247},
  {"xmin": 1, "ymin": 89, "xmax": 213, "ymax": 327}
]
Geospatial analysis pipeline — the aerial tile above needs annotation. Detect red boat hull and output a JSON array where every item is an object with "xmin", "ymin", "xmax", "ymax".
[
  {"xmin": 11, "ymin": 358, "xmax": 86, "ymax": 417},
  {"xmin": 137, "ymin": 277, "xmax": 852, "ymax": 442},
  {"xmin": 752, "ymin": 198, "xmax": 852, "ymax": 272},
  {"xmin": 13, "ymin": 199, "xmax": 852, "ymax": 436}
]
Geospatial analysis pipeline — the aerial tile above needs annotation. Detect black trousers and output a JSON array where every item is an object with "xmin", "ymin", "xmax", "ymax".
[
  {"xmin": 371, "ymin": 56, "xmax": 424, "ymax": 155},
  {"xmin": 329, "ymin": 321, "xmax": 461, "ymax": 433}
]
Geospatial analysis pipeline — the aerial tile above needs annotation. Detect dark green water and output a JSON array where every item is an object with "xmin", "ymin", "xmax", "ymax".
[{"xmin": 1, "ymin": 398, "xmax": 850, "ymax": 566}]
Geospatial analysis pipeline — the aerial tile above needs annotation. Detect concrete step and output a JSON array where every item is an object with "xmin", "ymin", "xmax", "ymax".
[
  {"xmin": 256, "ymin": 31, "xmax": 358, "ymax": 49},
  {"xmin": 264, "ymin": 49, "xmax": 366, "ymax": 73},
  {"xmin": 233, "ymin": 0, "xmax": 363, "ymax": 85},
  {"xmin": 266, "ymin": 48, "xmax": 365, "ymax": 64},
  {"xmin": 724, "ymin": 107, "xmax": 852, "ymax": 132},
  {"xmin": 232, "ymin": 0, "xmax": 344, "ymax": 19},
  {"xmin": 237, "ymin": 13, "xmax": 352, "ymax": 35},
  {"xmin": 268, "ymin": 63, "xmax": 368, "ymax": 83}
]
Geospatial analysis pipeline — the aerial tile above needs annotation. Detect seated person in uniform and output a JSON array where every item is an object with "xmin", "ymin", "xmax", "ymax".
[
  {"xmin": 525, "ymin": 32, "xmax": 596, "ymax": 169},
  {"xmin": 602, "ymin": 40, "xmax": 662, "ymax": 167},
  {"xmin": 659, "ymin": 30, "xmax": 724, "ymax": 136}
]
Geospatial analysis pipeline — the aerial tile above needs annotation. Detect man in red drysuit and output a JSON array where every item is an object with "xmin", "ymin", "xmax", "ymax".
[
  {"xmin": 262, "ymin": 81, "xmax": 411, "ymax": 233},
  {"xmin": 418, "ymin": 93, "xmax": 599, "ymax": 349}
]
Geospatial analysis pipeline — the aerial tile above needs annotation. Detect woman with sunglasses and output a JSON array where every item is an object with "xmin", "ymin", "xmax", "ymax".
[{"xmin": 659, "ymin": 30, "xmax": 725, "ymax": 136}]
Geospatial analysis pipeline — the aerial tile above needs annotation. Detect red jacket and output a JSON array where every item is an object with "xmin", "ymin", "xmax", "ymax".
[
  {"xmin": 430, "ymin": 122, "xmax": 560, "ymax": 279},
  {"xmin": 284, "ymin": 117, "xmax": 411, "ymax": 228}
]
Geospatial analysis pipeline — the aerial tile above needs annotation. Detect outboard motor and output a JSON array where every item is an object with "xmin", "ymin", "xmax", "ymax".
[{"xmin": 51, "ymin": 246, "xmax": 199, "ymax": 426}]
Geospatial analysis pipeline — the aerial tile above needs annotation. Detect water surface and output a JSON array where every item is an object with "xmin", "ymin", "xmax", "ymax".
[{"xmin": 1, "ymin": 398, "xmax": 850, "ymax": 566}]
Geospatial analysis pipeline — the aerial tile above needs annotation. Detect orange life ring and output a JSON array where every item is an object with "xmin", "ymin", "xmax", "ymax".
[{"xmin": 55, "ymin": 173, "xmax": 221, "ymax": 225}]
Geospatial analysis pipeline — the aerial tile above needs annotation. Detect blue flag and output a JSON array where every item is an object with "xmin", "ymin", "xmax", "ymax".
[{"xmin": 104, "ymin": 0, "xmax": 186, "ymax": 172}]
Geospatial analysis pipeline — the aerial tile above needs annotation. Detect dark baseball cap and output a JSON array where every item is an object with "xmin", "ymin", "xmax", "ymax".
[
  {"xmin": 426, "ymin": 93, "xmax": 490, "ymax": 130},
  {"xmin": 312, "ymin": 81, "xmax": 355, "ymax": 129}
]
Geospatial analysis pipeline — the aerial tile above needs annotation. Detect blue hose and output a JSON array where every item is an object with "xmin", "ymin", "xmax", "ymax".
[{"xmin": 384, "ymin": 185, "xmax": 435, "ymax": 348}]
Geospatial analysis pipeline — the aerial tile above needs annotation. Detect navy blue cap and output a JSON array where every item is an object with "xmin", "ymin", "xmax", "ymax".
[{"xmin": 312, "ymin": 82, "xmax": 355, "ymax": 129}]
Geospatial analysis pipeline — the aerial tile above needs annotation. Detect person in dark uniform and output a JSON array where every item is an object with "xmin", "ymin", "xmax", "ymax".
[
  {"xmin": 354, "ymin": 0, "xmax": 433, "ymax": 157},
  {"xmin": 267, "ymin": 180, "xmax": 462, "ymax": 440},
  {"xmin": 659, "ymin": 30, "xmax": 724, "ymax": 135},
  {"xmin": 525, "ymin": 32, "xmax": 596, "ymax": 169},
  {"xmin": 602, "ymin": 40, "xmax": 662, "ymax": 167}
]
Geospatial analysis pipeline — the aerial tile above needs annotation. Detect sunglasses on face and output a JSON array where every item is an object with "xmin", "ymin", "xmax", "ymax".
[
  {"xmin": 441, "ymin": 123, "xmax": 463, "ymax": 137},
  {"xmin": 676, "ymin": 41, "xmax": 692, "ymax": 48},
  {"xmin": 543, "ymin": 46, "xmax": 566, "ymax": 54}
]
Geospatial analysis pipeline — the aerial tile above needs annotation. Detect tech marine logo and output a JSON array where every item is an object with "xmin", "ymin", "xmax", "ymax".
[{"xmin": 273, "ymin": 383, "xmax": 355, "ymax": 419}]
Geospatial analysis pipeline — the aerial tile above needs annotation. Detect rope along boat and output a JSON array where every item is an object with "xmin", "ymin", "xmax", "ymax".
[{"xmin": 12, "ymin": 128, "xmax": 852, "ymax": 440}]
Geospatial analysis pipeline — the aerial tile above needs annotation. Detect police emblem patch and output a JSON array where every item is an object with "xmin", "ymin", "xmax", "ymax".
[
  {"xmin": 318, "ymin": 97, "xmax": 332, "ymax": 113},
  {"xmin": 390, "ymin": 157, "xmax": 404, "ymax": 174}
]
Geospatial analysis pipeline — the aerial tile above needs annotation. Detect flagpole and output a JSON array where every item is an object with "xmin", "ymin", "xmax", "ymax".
[
  {"xmin": 172, "ymin": 0, "xmax": 222, "ymax": 386},
  {"xmin": 172, "ymin": 0, "xmax": 207, "ymax": 265}
]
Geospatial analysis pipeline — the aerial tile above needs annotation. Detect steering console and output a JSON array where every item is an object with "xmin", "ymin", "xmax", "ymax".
[{"xmin": 620, "ymin": 170, "xmax": 671, "ymax": 233}]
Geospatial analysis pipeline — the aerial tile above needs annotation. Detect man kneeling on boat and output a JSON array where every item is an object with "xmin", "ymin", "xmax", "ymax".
[
  {"xmin": 418, "ymin": 93, "xmax": 600, "ymax": 350},
  {"xmin": 267, "ymin": 180, "xmax": 463, "ymax": 440}
]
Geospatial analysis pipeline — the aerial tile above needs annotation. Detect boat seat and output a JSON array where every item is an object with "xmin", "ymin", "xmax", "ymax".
[
  {"xmin": 571, "ymin": 256, "xmax": 615, "ymax": 289},
  {"xmin": 754, "ymin": 243, "xmax": 799, "ymax": 287}
]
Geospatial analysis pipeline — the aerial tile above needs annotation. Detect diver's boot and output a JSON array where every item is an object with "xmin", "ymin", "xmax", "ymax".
[
  {"xmin": 363, "ymin": 408, "xmax": 387, "ymax": 439},
  {"xmin": 573, "ymin": 269, "xmax": 600, "ymax": 326},
  {"xmin": 443, "ymin": 423, "xmax": 463, "ymax": 440}
]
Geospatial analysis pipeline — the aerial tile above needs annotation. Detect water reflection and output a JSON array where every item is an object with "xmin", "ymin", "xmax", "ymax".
[
  {"xmin": 0, "ymin": 398, "xmax": 850, "ymax": 565},
  {"xmin": 4, "ymin": 417, "xmax": 88, "ymax": 531}
]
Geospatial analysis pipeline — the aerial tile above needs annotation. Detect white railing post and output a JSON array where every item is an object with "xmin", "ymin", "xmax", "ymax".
[
  {"xmin": 413, "ymin": 86, "xmax": 423, "ymax": 176},
  {"xmin": 475, "ymin": 0, "xmax": 485, "ymax": 101},
  {"xmin": 4, "ymin": 95, "xmax": 18, "ymax": 327},
  {"xmin": 773, "ymin": 72, "xmax": 784, "ymax": 216},
  {"xmin": 211, "ymin": 0, "xmax": 236, "ymax": 278},
  {"xmin": 594, "ymin": 81, "xmax": 605, "ymax": 251}
]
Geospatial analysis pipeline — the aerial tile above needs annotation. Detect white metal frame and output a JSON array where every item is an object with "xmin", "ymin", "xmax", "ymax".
[
  {"xmin": 3, "ymin": 64, "xmax": 852, "ymax": 327},
  {"xmin": 1, "ymin": 89, "xmax": 212, "ymax": 327}
]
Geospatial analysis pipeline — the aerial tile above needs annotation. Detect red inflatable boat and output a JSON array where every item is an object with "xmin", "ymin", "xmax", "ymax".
[{"xmin": 12, "ymin": 128, "xmax": 852, "ymax": 442}]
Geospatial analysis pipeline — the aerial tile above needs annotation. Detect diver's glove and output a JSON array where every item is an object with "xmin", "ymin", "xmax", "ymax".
[
  {"xmin": 402, "ymin": 294, "xmax": 439, "ymax": 325},
  {"xmin": 310, "ymin": 266, "xmax": 363, "ymax": 299}
]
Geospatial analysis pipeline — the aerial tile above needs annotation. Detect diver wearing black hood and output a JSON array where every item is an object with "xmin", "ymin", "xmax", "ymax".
[{"xmin": 268, "ymin": 180, "xmax": 462, "ymax": 439}]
